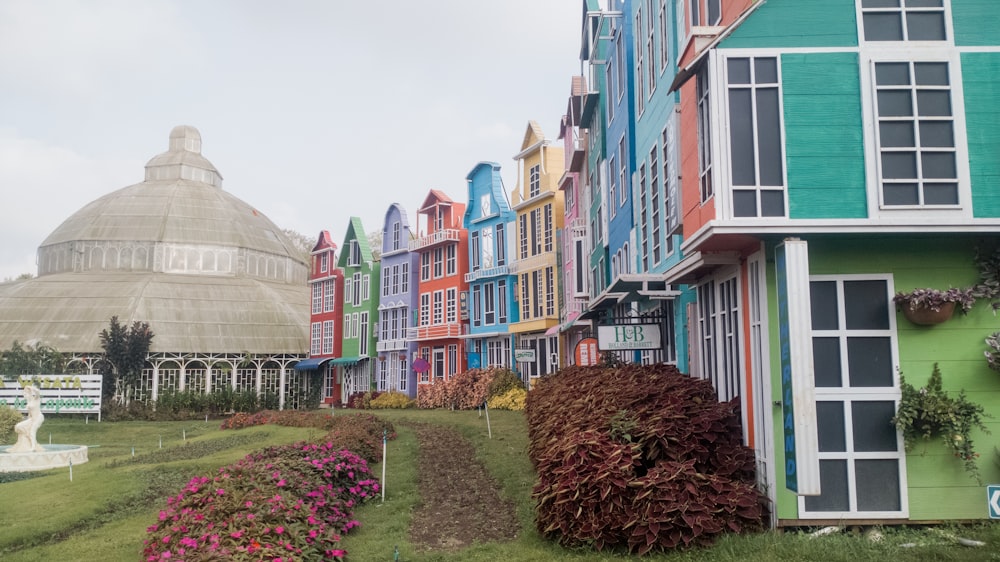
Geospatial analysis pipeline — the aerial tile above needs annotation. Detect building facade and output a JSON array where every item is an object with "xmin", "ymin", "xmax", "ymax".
[
  {"xmin": 336, "ymin": 217, "xmax": 379, "ymax": 401},
  {"xmin": 376, "ymin": 203, "xmax": 420, "ymax": 398}
]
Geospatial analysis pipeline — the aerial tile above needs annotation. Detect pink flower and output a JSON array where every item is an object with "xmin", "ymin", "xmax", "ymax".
[
  {"xmin": 275, "ymin": 525, "xmax": 285, "ymax": 535},
  {"xmin": 245, "ymin": 501, "xmax": 253, "ymax": 508},
  {"xmin": 276, "ymin": 479, "xmax": 287, "ymax": 487},
  {"xmin": 160, "ymin": 552, "xmax": 171, "ymax": 559},
  {"xmin": 216, "ymin": 489, "xmax": 225, "ymax": 495},
  {"xmin": 230, "ymin": 530, "xmax": 243, "ymax": 539},
  {"xmin": 162, "ymin": 536, "xmax": 171, "ymax": 544}
]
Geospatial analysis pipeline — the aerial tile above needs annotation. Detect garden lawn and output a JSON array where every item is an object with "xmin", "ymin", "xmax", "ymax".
[{"xmin": 3, "ymin": 410, "xmax": 1000, "ymax": 561}]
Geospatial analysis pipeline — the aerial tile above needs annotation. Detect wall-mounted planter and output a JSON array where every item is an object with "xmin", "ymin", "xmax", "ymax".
[{"xmin": 900, "ymin": 301, "xmax": 955, "ymax": 326}]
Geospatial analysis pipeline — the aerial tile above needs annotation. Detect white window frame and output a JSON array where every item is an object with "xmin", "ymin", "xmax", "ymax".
[
  {"xmin": 322, "ymin": 320, "xmax": 334, "ymax": 354},
  {"xmin": 310, "ymin": 322, "xmax": 322, "ymax": 355}
]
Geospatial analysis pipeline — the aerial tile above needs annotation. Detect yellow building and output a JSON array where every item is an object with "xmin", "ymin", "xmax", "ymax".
[{"xmin": 509, "ymin": 121, "xmax": 565, "ymax": 380}]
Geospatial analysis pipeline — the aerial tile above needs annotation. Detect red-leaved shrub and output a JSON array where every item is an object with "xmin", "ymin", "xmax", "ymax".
[
  {"xmin": 416, "ymin": 367, "xmax": 518, "ymax": 409},
  {"xmin": 527, "ymin": 363, "xmax": 765, "ymax": 554}
]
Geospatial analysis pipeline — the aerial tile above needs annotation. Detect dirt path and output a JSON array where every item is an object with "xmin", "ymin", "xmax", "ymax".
[{"xmin": 405, "ymin": 421, "xmax": 520, "ymax": 551}]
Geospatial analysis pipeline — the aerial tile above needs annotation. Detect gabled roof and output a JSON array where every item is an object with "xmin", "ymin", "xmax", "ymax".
[
  {"xmin": 337, "ymin": 216, "xmax": 374, "ymax": 268},
  {"xmin": 464, "ymin": 161, "xmax": 514, "ymax": 226},
  {"xmin": 311, "ymin": 230, "xmax": 337, "ymax": 254},
  {"xmin": 520, "ymin": 120, "xmax": 545, "ymax": 152},
  {"xmin": 418, "ymin": 189, "xmax": 454, "ymax": 213}
]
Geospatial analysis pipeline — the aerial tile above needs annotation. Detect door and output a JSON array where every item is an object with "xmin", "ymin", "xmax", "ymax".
[{"xmin": 433, "ymin": 347, "xmax": 445, "ymax": 381}]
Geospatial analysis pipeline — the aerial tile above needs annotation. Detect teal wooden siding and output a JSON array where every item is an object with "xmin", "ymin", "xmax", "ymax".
[
  {"xmin": 780, "ymin": 53, "xmax": 868, "ymax": 219},
  {"xmin": 962, "ymin": 52, "xmax": 1000, "ymax": 218},
  {"xmin": 721, "ymin": 0, "xmax": 858, "ymax": 49},
  {"xmin": 768, "ymin": 236, "xmax": 1000, "ymax": 521},
  {"xmin": 952, "ymin": 0, "xmax": 997, "ymax": 47}
]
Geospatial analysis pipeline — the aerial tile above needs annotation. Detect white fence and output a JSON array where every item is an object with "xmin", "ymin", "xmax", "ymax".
[{"xmin": 0, "ymin": 375, "xmax": 103, "ymax": 419}]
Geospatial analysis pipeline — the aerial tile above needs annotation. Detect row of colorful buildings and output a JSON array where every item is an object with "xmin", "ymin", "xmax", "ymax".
[{"xmin": 300, "ymin": 0, "xmax": 1000, "ymax": 526}]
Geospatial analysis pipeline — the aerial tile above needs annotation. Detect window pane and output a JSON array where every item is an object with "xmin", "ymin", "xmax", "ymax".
[
  {"xmin": 852, "ymin": 401, "xmax": 899, "ymax": 452},
  {"xmin": 884, "ymin": 183, "xmax": 920, "ymax": 205},
  {"xmin": 862, "ymin": 0, "xmax": 900, "ymax": 7},
  {"xmin": 864, "ymin": 14, "xmax": 903, "ymax": 41},
  {"xmin": 733, "ymin": 190, "xmax": 757, "ymax": 217},
  {"xmin": 880, "ymin": 122, "xmax": 915, "ymax": 147},
  {"xmin": 909, "ymin": 0, "xmax": 943, "ymax": 6},
  {"xmin": 760, "ymin": 190, "xmax": 785, "ymax": 217},
  {"xmin": 813, "ymin": 338, "xmax": 843, "ymax": 387},
  {"xmin": 804, "ymin": 460, "xmax": 850, "ymax": 512},
  {"xmin": 875, "ymin": 63, "xmax": 911, "ymax": 86},
  {"xmin": 729, "ymin": 89, "xmax": 756, "ymax": 186},
  {"xmin": 817, "ymin": 401, "xmax": 847, "ymax": 452},
  {"xmin": 757, "ymin": 88, "xmax": 784, "ymax": 186},
  {"xmin": 924, "ymin": 183, "xmax": 959, "ymax": 205},
  {"xmin": 914, "ymin": 62, "xmax": 949, "ymax": 85},
  {"xmin": 917, "ymin": 91, "xmax": 951, "ymax": 116},
  {"xmin": 882, "ymin": 152, "xmax": 917, "ymax": 179},
  {"xmin": 847, "ymin": 337, "xmax": 894, "ymax": 387},
  {"xmin": 856, "ymin": 459, "xmax": 902, "ymax": 511},
  {"xmin": 727, "ymin": 58, "xmax": 751, "ymax": 84},
  {"xmin": 921, "ymin": 152, "xmax": 956, "ymax": 179},
  {"xmin": 810, "ymin": 281, "xmax": 839, "ymax": 330},
  {"xmin": 755, "ymin": 58, "xmax": 778, "ymax": 83},
  {"xmin": 919, "ymin": 121, "xmax": 954, "ymax": 147},
  {"xmin": 844, "ymin": 280, "xmax": 890, "ymax": 330},
  {"xmin": 906, "ymin": 13, "xmax": 946, "ymax": 41},
  {"xmin": 877, "ymin": 91, "xmax": 912, "ymax": 116}
]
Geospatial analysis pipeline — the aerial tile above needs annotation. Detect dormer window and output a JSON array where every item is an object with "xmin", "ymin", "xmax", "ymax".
[
  {"xmin": 320, "ymin": 253, "xmax": 328, "ymax": 273},
  {"xmin": 529, "ymin": 164, "xmax": 541, "ymax": 198},
  {"xmin": 861, "ymin": 0, "xmax": 947, "ymax": 42}
]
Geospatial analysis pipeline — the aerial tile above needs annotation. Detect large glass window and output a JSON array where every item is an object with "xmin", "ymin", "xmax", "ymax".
[
  {"xmin": 529, "ymin": 164, "xmax": 541, "ymax": 198},
  {"xmin": 873, "ymin": 60, "xmax": 958, "ymax": 207},
  {"xmin": 728, "ymin": 56, "xmax": 786, "ymax": 217},
  {"xmin": 312, "ymin": 283, "xmax": 322, "ymax": 314},
  {"xmin": 697, "ymin": 66, "xmax": 713, "ymax": 202},
  {"xmin": 861, "ymin": 0, "xmax": 946, "ymax": 42}
]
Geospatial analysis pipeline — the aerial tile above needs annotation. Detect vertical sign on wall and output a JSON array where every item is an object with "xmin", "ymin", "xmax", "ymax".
[{"xmin": 775, "ymin": 239, "xmax": 820, "ymax": 495}]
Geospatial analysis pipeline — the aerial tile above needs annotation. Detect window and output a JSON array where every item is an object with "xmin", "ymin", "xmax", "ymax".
[
  {"xmin": 435, "ymin": 207, "xmax": 445, "ymax": 231},
  {"xmin": 482, "ymin": 227, "xmax": 494, "ymax": 269},
  {"xmin": 310, "ymin": 322, "xmax": 321, "ymax": 355},
  {"xmin": 446, "ymin": 244, "xmax": 456, "ymax": 276},
  {"xmin": 433, "ymin": 291, "xmax": 443, "ymax": 324},
  {"xmin": 421, "ymin": 251, "xmax": 430, "ymax": 281},
  {"xmin": 362, "ymin": 274, "xmax": 370, "ymax": 302},
  {"xmin": 420, "ymin": 293, "xmax": 430, "ymax": 326},
  {"xmin": 650, "ymin": 145, "xmax": 662, "ymax": 264},
  {"xmin": 382, "ymin": 266, "xmax": 390, "ymax": 297},
  {"xmin": 531, "ymin": 208, "xmax": 542, "ymax": 255},
  {"xmin": 543, "ymin": 204, "xmax": 553, "ymax": 253},
  {"xmin": 520, "ymin": 272, "xmax": 531, "ymax": 320},
  {"xmin": 690, "ymin": 0, "xmax": 720, "ymax": 27},
  {"xmin": 446, "ymin": 288, "xmax": 457, "ymax": 323},
  {"xmin": 433, "ymin": 247, "xmax": 443, "ymax": 278},
  {"xmin": 658, "ymin": 0, "xmax": 669, "ymax": 73},
  {"xmin": 573, "ymin": 239, "xmax": 587, "ymax": 297},
  {"xmin": 471, "ymin": 231, "xmax": 481, "ymax": 271},
  {"xmin": 803, "ymin": 276, "xmax": 904, "ymax": 517},
  {"xmin": 519, "ymin": 214, "xmax": 528, "ymax": 259},
  {"xmin": 392, "ymin": 222, "xmax": 401, "ymax": 250},
  {"xmin": 873, "ymin": 60, "xmax": 958, "ymax": 207},
  {"xmin": 401, "ymin": 263, "xmax": 409, "ymax": 293},
  {"xmin": 606, "ymin": 56, "xmax": 615, "ymax": 125},
  {"xmin": 545, "ymin": 267, "xmax": 555, "ymax": 316},
  {"xmin": 324, "ymin": 280, "xmax": 335, "ymax": 312},
  {"xmin": 638, "ymin": 163, "xmax": 649, "ymax": 270},
  {"xmin": 608, "ymin": 154, "xmax": 618, "ymax": 217},
  {"xmin": 529, "ymin": 164, "xmax": 541, "ymax": 198},
  {"xmin": 618, "ymin": 136, "xmax": 627, "ymax": 207},
  {"xmin": 359, "ymin": 312, "xmax": 369, "ymax": 356},
  {"xmin": 448, "ymin": 344, "xmax": 458, "ymax": 377},
  {"xmin": 344, "ymin": 277, "xmax": 353, "ymax": 304},
  {"xmin": 697, "ymin": 275, "xmax": 740, "ymax": 402},
  {"xmin": 472, "ymin": 285, "xmax": 482, "ymax": 327},
  {"xmin": 861, "ymin": 0, "xmax": 946, "ymax": 42},
  {"xmin": 616, "ymin": 31, "xmax": 625, "ymax": 103},
  {"xmin": 353, "ymin": 272, "xmax": 362, "ymax": 307},
  {"xmin": 697, "ymin": 66, "xmax": 713, "ymax": 202},
  {"xmin": 728, "ymin": 56, "xmax": 786, "ymax": 217},
  {"xmin": 352, "ymin": 312, "xmax": 360, "ymax": 339},
  {"xmin": 380, "ymin": 310, "xmax": 390, "ymax": 340},
  {"xmin": 322, "ymin": 320, "xmax": 334, "ymax": 354},
  {"xmin": 312, "ymin": 283, "xmax": 322, "ymax": 314},
  {"xmin": 635, "ymin": 8, "xmax": 645, "ymax": 116},
  {"xmin": 392, "ymin": 264, "xmax": 400, "ymax": 295},
  {"xmin": 320, "ymin": 253, "xmax": 328, "ymax": 273},
  {"xmin": 533, "ymin": 270, "xmax": 544, "ymax": 318},
  {"xmin": 498, "ymin": 279, "xmax": 508, "ymax": 324},
  {"xmin": 484, "ymin": 282, "xmax": 496, "ymax": 325},
  {"xmin": 348, "ymin": 240, "xmax": 360, "ymax": 266},
  {"xmin": 496, "ymin": 223, "xmax": 506, "ymax": 265}
]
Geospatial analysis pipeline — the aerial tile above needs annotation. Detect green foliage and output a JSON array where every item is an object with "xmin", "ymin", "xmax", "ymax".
[
  {"xmin": 105, "ymin": 432, "xmax": 269, "ymax": 467},
  {"xmin": 488, "ymin": 368, "xmax": 523, "ymax": 396},
  {"xmin": 893, "ymin": 287, "xmax": 975, "ymax": 313},
  {"xmin": 985, "ymin": 332, "xmax": 1000, "ymax": 373},
  {"xmin": 487, "ymin": 387, "xmax": 527, "ymax": 411},
  {"xmin": 0, "ymin": 406, "xmax": 22, "ymax": 443},
  {"xmin": 527, "ymin": 363, "xmax": 764, "ymax": 554},
  {"xmin": 369, "ymin": 391, "xmax": 415, "ymax": 409},
  {"xmin": 972, "ymin": 244, "xmax": 1000, "ymax": 311},
  {"xmin": 0, "ymin": 340, "xmax": 66, "ymax": 376},
  {"xmin": 98, "ymin": 316, "xmax": 154, "ymax": 402},
  {"xmin": 892, "ymin": 363, "xmax": 991, "ymax": 483}
]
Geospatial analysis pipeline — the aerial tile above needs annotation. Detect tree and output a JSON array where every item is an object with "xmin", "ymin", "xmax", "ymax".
[
  {"xmin": 281, "ymin": 228, "xmax": 314, "ymax": 264},
  {"xmin": 99, "ymin": 316, "xmax": 154, "ymax": 403},
  {"xmin": 0, "ymin": 341, "xmax": 65, "ymax": 377},
  {"xmin": 368, "ymin": 230, "xmax": 382, "ymax": 261}
]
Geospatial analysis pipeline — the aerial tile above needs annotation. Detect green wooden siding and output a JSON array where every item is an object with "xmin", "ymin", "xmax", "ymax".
[
  {"xmin": 952, "ymin": 0, "xmax": 998, "ymax": 47},
  {"xmin": 962, "ymin": 52, "xmax": 1000, "ymax": 218},
  {"xmin": 768, "ymin": 236, "xmax": 1000, "ymax": 521},
  {"xmin": 780, "ymin": 53, "xmax": 868, "ymax": 219},
  {"xmin": 721, "ymin": 0, "xmax": 858, "ymax": 49}
]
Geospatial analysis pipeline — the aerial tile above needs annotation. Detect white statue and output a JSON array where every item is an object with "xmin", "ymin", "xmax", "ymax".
[{"xmin": 10, "ymin": 386, "xmax": 44, "ymax": 453}]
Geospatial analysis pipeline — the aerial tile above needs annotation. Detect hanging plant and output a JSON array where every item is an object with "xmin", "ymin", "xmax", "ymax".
[
  {"xmin": 893, "ymin": 287, "xmax": 975, "ymax": 325},
  {"xmin": 892, "ymin": 363, "xmax": 991, "ymax": 484}
]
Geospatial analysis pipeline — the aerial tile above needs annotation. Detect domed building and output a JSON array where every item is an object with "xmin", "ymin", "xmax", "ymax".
[{"xmin": 0, "ymin": 126, "xmax": 312, "ymax": 408}]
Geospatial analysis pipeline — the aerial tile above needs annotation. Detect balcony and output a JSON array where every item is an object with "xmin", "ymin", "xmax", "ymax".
[
  {"xmin": 509, "ymin": 252, "xmax": 557, "ymax": 275},
  {"xmin": 409, "ymin": 229, "xmax": 460, "ymax": 251},
  {"xmin": 376, "ymin": 339, "xmax": 406, "ymax": 352},
  {"xmin": 564, "ymin": 298, "xmax": 587, "ymax": 316},
  {"xmin": 406, "ymin": 323, "xmax": 464, "ymax": 341},
  {"xmin": 569, "ymin": 217, "xmax": 588, "ymax": 239},
  {"xmin": 464, "ymin": 264, "xmax": 510, "ymax": 283}
]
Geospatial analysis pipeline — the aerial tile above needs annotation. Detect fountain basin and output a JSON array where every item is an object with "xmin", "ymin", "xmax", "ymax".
[{"xmin": 0, "ymin": 444, "xmax": 89, "ymax": 472}]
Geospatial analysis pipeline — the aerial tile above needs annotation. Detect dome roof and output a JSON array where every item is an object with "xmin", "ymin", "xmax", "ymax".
[{"xmin": 0, "ymin": 127, "xmax": 309, "ymax": 355}]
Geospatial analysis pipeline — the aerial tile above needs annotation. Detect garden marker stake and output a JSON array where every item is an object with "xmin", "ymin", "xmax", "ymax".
[
  {"xmin": 159, "ymin": 435, "xmax": 162, "ymax": 449},
  {"xmin": 484, "ymin": 401, "xmax": 492, "ymax": 439},
  {"xmin": 381, "ymin": 429, "xmax": 387, "ymax": 503},
  {"xmin": 69, "ymin": 459, "xmax": 72, "ymax": 482}
]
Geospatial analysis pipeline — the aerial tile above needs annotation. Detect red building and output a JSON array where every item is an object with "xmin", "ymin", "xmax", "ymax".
[{"xmin": 298, "ymin": 230, "xmax": 344, "ymax": 406}]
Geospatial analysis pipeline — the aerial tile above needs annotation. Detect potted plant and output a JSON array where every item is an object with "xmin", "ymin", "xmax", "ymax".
[
  {"xmin": 892, "ymin": 363, "xmax": 990, "ymax": 483},
  {"xmin": 893, "ymin": 287, "xmax": 975, "ymax": 325}
]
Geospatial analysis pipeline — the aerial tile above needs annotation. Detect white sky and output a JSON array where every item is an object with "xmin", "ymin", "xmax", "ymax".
[{"xmin": 0, "ymin": 0, "xmax": 583, "ymax": 280}]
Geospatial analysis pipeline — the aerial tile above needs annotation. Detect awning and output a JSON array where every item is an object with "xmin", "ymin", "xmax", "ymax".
[
  {"xmin": 293, "ymin": 357, "xmax": 331, "ymax": 371},
  {"xmin": 544, "ymin": 324, "xmax": 561, "ymax": 336},
  {"xmin": 328, "ymin": 356, "xmax": 362, "ymax": 366}
]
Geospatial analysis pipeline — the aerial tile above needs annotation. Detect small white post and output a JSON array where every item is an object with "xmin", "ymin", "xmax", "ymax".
[
  {"xmin": 49, "ymin": 433, "xmax": 52, "ymax": 445},
  {"xmin": 69, "ymin": 459, "xmax": 73, "ymax": 481},
  {"xmin": 205, "ymin": 414, "xmax": 208, "ymax": 423},
  {"xmin": 484, "ymin": 401, "xmax": 492, "ymax": 439},
  {"xmin": 381, "ymin": 429, "xmax": 387, "ymax": 503},
  {"xmin": 159, "ymin": 435, "xmax": 162, "ymax": 449},
  {"xmin": 183, "ymin": 429, "xmax": 186, "ymax": 442},
  {"xmin": 131, "ymin": 446, "xmax": 135, "ymax": 457}
]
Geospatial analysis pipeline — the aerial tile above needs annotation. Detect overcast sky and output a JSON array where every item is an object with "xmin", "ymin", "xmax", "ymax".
[{"xmin": 0, "ymin": 0, "xmax": 583, "ymax": 280}]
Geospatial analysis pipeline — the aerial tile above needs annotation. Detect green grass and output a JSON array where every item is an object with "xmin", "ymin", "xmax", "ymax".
[{"xmin": 3, "ymin": 411, "xmax": 1000, "ymax": 561}]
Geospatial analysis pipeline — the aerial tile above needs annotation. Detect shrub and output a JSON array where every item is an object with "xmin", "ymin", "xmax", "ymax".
[
  {"xmin": 0, "ymin": 406, "xmax": 22, "ymax": 443},
  {"xmin": 369, "ymin": 391, "xmax": 415, "ymax": 409},
  {"xmin": 417, "ymin": 367, "xmax": 514, "ymax": 410},
  {"xmin": 488, "ymin": 368, "xmax": 522, "ymax": 397},
  {"xmin": 142, "ymin": 442, "xmax": 379, "ymax": 561},
  {"xmin": 527, "ymin": 363, "xmax": 764, "ymax": 554},
  {"xmin": 487, "ymin": 387, "xmax": 527, "ymax": 411},
  {"xmin": 346, "ymin": 390, "xmax": 382, "ymax": 410}
]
